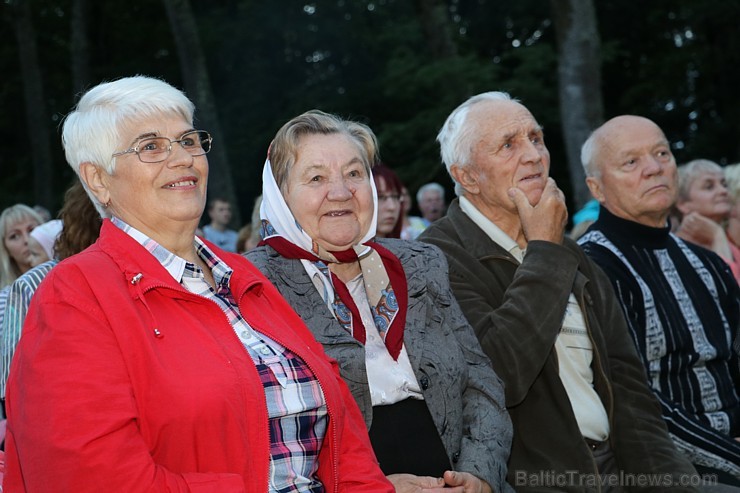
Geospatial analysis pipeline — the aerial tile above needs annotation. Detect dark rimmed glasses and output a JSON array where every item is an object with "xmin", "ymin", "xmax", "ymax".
[{"xmin": 112, "ymin": 130, "xmax": 213, "ymax": 163}]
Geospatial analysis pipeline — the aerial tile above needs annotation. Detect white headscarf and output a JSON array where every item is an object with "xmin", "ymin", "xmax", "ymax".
[{"xmin": 259, "ymin": 157, "xmax": 379, "ymax": 261}]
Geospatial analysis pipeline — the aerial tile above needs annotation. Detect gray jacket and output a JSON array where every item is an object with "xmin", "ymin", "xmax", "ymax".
[{"xmin": 247, "ymin": 238, "xmax": 514, "ymax": 492}]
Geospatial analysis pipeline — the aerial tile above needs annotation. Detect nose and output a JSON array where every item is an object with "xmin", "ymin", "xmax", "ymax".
[
  {"xmin": 167, "ymin": 142, "xmax": 195, "ymax": 167},
  {"xmin": 521, "ymin": 139, "xmax": 543, "ymax": 164},
  {"xmin": 643, "ymin": 155, "xmax": 664, "ymax": 176},
  {"xmin": 327, "ymin": 177, "xmax": 354, "ymax": 201}
]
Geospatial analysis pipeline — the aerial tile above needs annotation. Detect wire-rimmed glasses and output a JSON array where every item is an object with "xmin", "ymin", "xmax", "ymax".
[{"xmin": 112, "ymin": 130, "xmax": 213, "ymax": 163}]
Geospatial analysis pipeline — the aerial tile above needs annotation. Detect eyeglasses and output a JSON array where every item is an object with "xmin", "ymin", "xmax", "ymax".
[
  {"xmin": 378, "ymin": 194, "xmax": 402, "ymax": 203},
  {"xmin": 112, "ymin": 130, "xmax": 213, "ymax": 163}
]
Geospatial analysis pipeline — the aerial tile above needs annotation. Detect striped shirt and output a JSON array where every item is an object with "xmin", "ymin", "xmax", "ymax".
[
  {"xmin": 579, "ymin": 206, "xmax": 740, "ymax": 478},
  {"xmin": 0, "ymin": 260, "xmax": 58, "ymax": 400},
  {"xmin": 112, "ymin": 217, "xmax": 327, "ymax": 492}
]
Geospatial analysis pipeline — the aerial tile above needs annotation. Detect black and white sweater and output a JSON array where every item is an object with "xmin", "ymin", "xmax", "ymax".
[{"xmin": 579, "ymin": 205, "xmax": 740, "ymax": 479}]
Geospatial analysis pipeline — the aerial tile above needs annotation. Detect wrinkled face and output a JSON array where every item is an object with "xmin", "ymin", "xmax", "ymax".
[
  {"xmin": 375, "ymin": 176, "xmax": 401, "ymax": 237},
  {"xmin": 93, "ymin": 114, "xmax": 209, "ymax": 238},
  {"xmin": 586, "ymin": 116, "xmax": 677, "ymax": 228},
  {"xmin": 209, "ymin": 200, "xmax": 232, "ymax": 226},
  {"xmin": 283, "ymin": 133, "xmax": 374, "ymax": 251},
  {"xmin": 456, "ymin": 100, "xmax": 550, "ymax": 220},
  {"xmin": 418, "ymin": 190, "xmax": 445, "ymax": 221},
  {"xmin": 4, "ymin": 217, "xmax": 40, "ymax": 273},
  {"xmin": 676, "ymin": 170, "xmax": 731, "ymax": 223},
  {"xmin": 27, "ymin": 236, "xmax": 50, "ymax": 267}
]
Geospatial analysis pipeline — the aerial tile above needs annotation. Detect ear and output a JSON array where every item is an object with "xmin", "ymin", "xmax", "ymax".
[
  {"xmin": 79, "ymin": 162, "xmax": 111, "ymax": 207},
  {"xmin": 450, "ymin": 164, "xmax": 480, "ymax": 195},
  {"xmin": 585, "ymin": 176, "xmax": 605, "ymax": 204}
]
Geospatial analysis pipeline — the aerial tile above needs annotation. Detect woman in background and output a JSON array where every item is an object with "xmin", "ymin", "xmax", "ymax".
[
  {"xmin": 674, "ymin": 159, "xmax": 740, "ymax": 282},
  {"xmin": 0, "ymin": 205, "xmax": 43, "ymax": 290},
  {"xmin": 372, "ymin": 163, "xmax": 404, "ymax": 239}
]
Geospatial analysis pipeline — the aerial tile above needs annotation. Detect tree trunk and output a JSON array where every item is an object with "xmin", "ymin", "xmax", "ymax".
[
  {"xmin": 70, "ymin": 0, "xmax": 92, "ymax": 96},
  {"xmin": 161, "ymin": 0, "xmax": 240, "ymax": 225},
  {"xmin": 12, "ymin": 0, "xmax": 54, "ymax": 209},
  {"xmin": 550, "ymin": 0, "xmax": 603, "ymax": 210}
]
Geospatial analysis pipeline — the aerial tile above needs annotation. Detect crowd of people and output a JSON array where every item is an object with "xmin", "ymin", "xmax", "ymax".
[{"xmin": 0, "ymin": 75, "xmax": 738, "ymax": 492}]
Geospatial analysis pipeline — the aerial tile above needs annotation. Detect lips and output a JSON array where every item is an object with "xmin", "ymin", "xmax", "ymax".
[
  {"xmin": 325, "ymin": 210, "xmax": 351, "ymax": 217},
  {"xmin": 519, "ymin": 172, "xmax": 542, "ymax": 183},
  {"xmin": 164, "ymin": 177, "xmax": 197, "ymax": 189}
]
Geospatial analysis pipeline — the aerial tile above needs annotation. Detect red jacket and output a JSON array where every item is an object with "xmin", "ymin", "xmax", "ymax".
[{"xmin": 4, "ymin": 220, "xmax": 392, "ymax": 493}]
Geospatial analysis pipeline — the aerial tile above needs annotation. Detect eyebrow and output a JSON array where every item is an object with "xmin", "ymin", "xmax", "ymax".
[{"xmin": 127, "ymin": 128, "xmax": 197, "ymax": 146}]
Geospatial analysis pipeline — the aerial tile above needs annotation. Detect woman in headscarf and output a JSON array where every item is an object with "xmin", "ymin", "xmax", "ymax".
[{"xmin": 247, "ymin": 110, "xmax": 513, "ymax": 493}]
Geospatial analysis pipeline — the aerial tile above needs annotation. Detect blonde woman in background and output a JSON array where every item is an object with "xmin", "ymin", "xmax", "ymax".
[{"xmin": 674, "ymin": 159, "xmax": 740, "ymax": 282}]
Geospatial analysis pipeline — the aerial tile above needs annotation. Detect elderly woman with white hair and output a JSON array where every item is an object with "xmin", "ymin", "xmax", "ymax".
[
  {"xmin": 4, "ymin": 76, "xmax": 392, "ymax": 493},
  {"xmin": 674, "ymin": 158, "xmax": 740, "ymax": 282}
]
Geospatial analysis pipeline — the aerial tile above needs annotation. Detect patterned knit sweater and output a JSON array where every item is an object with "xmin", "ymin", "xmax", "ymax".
[{"xmin": 579, "ymin": 206, "xmax": 740, "ymax": 479}]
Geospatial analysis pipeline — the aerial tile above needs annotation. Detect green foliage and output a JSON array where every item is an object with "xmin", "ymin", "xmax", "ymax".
[{"xmin": 4, "ymin": 0, "xmax": 740, "ymax": 219}]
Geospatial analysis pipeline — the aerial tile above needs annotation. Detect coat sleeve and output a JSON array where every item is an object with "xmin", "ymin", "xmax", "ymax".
[
  {"xmin": 424, "ymin": 234, "xmax": 580, "ymax": 406},
  {"xmin": 428, "ymin": 247, "xmax": 515, "ymax": 493},
  {"xmin": 241, "ymin": 264, "xmax": 394, "ymax": 493},
  {"xmin": 4, "ymin": 272, "xmax": 247, "ymax": 493}
]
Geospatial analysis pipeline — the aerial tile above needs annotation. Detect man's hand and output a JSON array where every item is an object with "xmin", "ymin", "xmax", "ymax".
[{"xmin": 508, "ymin": 177, "xmax": 568, "ymax": 245}]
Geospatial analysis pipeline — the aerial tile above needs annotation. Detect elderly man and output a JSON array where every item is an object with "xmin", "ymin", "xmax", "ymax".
[
  {"xmin": 577, "ymin": 115, "xmax": 740, "ymax": 486},
  {"xmin": 420, "ymin": 92, "xmax": 699, "ymax": 492}
]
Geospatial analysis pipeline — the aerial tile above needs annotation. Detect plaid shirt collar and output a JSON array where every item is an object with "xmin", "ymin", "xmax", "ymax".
[{"xmin": 110, "ymin": 216, "xmax": 233, "ymax": 288}]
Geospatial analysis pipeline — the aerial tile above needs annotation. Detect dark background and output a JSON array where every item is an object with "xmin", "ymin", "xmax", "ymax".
[{"xmin": 3, "ymin": 0, "xmax": 740, "ymax": 227}]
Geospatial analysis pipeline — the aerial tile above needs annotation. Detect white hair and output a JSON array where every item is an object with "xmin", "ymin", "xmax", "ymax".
[
  {"xmin": 416, "ymin": 182, "xmax": 445, "ymax": 204},
  {"xmin": 437, "ymin": 91, "xmax": 515, "ymax": 196},
  {"xmin": 580, "ymin": 129, "xmax": 600, "ymax": 178},
  {"xmin": 61, "ymin": 75, "xmax": 195, "ymax": 217}
]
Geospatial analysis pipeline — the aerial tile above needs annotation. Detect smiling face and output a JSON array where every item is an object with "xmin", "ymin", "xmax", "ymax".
[
  {"xmin": 452, "ymin": 100, "xmax": 549, "ymax": 224},
  {"xmin": 676, "ymin": 169, "xmax": 731, "ymax": 223},
  {"xmin": 82, "ymin": 114, "xmax": 208, "ymax": 243},
  {"xmin": 283, "ymin": 132, "xmax": 374, "ymax": 251},
  {"xmin": 586, "ymin": 116, "xmax": 677, "ymax": 228}
]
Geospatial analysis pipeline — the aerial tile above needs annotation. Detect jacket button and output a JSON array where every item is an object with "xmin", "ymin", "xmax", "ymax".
[
  {"xmin": 452, "ymin": 452, "xmax": 460, "ymax": 463},
  {"xmin": 420, "ymin": 377, "xmax": 429, "ymax": 390}
]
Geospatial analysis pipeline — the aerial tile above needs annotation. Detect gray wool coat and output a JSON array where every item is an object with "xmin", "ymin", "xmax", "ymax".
[{"xmin": 247, "ymin": 238, "xmax": 514, "ymax": 493}]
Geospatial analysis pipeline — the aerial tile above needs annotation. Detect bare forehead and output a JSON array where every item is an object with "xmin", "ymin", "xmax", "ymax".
[
  {"xmin": 598, "ymin": 117, "xmax": 668, "ymax": 157},
  {"xmin": 469, "ymin": 100, "xmax": 541, "ymax": 136}
]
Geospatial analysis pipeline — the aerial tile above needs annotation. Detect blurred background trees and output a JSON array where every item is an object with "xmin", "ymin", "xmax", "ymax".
[{"xmin": 2, "ymin": 0, "xmax": 740, "ymax": 226}]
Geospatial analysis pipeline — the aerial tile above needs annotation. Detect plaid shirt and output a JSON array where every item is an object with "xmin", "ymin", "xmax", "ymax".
[{"xmin": 112, "ymin": 218, "xmax": 327, "ymax": 492}]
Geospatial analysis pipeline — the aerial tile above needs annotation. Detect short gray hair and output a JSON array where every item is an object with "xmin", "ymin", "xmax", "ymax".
[
  {"xmin": 269, "ymin": 109, "xmax": 378, "ymax": 191},
  {"xmin": 437, "ymin": 91, "xmax": 515, "ymax": 196},
  {"xmin": 61, "ymin": 75, "xmax": 195, "ymax": 217},
  {"xmin": 416, "ymin": 182, "xmax": 445, "ymax": 204},
  {"xmin": 580, "ymin": 129, "xmax": 600, "ymax": 178}
]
